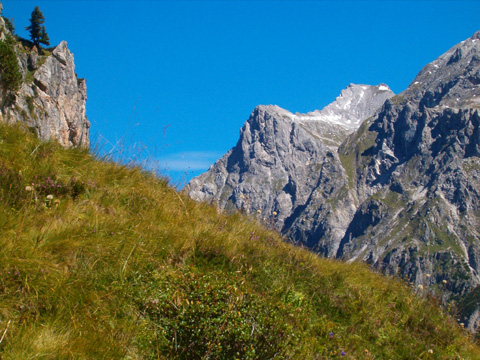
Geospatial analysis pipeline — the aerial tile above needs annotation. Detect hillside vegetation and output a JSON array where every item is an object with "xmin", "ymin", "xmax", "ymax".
[{"xmin": 0, "ymin": 123, "xmax": 478, "ymax": 359}]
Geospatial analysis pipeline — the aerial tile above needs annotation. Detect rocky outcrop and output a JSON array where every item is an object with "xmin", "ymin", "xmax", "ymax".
[
  {"xmin": 0, "ymin": 17, "xmax": 89, "ymax": 147},
  {"xmin": 187, "ymin": 31, "xmax": 480, "ymax": 330}
]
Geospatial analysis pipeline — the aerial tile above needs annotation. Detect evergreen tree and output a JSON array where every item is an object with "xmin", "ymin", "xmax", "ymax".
[
  {"xmin": 39, "ymin": 25, "xmax": 49, "ymax": 46},
  {"xmin": 25, "ymin": 6, "xmax": 49, "ymax": 47},
  {"xmin": 2, "ymin": 16, "xmax": 15, "ymax": 35},
  {"xmin": 0, "ymin": 34, "xmax": 22, "ymax": 91}
]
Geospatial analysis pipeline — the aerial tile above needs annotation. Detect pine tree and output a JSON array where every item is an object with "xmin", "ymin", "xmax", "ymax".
[
  {"xmin": 0, "ymin": 34, "xmax": 22, "ymax": 91},
  {"xmin": 2, "ymin": 16, "xmax": 15, "ymax": 35},
  {"xmin": 25, "ymin": 6, "xmax": 49, "ymax": 48}
]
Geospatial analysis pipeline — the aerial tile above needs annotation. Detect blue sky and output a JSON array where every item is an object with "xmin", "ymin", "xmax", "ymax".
[{"xmin": 2, "ymin": 1, "xmax": 480, "ymax": 187}]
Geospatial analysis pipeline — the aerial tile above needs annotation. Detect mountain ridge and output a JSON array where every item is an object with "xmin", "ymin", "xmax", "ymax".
[
  {"xmin": 187, "ymin": 30, "xmax": 480, "ymax": 330},
  {"xmin": 186, "ymin": 83, "xmax": 393, "ymax": 233}
]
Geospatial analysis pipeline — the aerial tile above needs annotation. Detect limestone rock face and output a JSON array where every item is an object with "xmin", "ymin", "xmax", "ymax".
[
  {"xmin": 335, "ymin": 30, "xmax": 480, "ymax": 329},
  {"xmin": 187, "ymin": 31, "xmax": 480, "ymax": 330},
  {"xmin": 186, "ymin": 84, "xmax": 394, "ymax": 235},
  {"xmin": 0, "ymin": 19, "xmax": 89, "ymax": 147}
]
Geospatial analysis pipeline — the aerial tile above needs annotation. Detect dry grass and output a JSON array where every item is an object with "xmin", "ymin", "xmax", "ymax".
[{"xmin": 0, "ymin": 122, "xmax": 478, "ymax": 359}]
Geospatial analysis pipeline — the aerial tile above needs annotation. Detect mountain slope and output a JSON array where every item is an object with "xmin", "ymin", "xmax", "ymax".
[
  {"xmin": 187, "ymin": 30, "xmax": 480, "ymax": 330},
  {"xmin": 0, "ymin": 122, "xmax": 478, "ymax": 359},
  {"xmin": 335, "ymin": 29, "xmax": 480, "ymax": 330},
  {"xmin": 186, "ymin": 84, "xmax": 393, "ymax": 234}
]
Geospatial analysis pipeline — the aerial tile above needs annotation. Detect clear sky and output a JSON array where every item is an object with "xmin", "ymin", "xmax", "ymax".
[{"xmin": 2, "ymin": 1, "xmax": 480, "ymax": 187}]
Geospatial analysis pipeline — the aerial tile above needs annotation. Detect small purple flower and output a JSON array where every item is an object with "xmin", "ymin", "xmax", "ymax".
[
  {"xmin": 329, "ymin": 332, "xmax": 334, "ymax": 338},
  {"xmin": 341, "ymin": 351, "xmax": 345, "ymax": 356}
]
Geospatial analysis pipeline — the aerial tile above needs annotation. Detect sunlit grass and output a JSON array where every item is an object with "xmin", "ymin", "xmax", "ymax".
[{"xmin": 0, "ymin": 122, "xmax": 478, "ymax": 359}]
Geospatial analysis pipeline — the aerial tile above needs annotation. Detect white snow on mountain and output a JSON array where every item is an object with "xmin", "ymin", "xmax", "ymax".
[{"xmin": 266, "ymin": 84, "xmax": 394, "ymax": 131}]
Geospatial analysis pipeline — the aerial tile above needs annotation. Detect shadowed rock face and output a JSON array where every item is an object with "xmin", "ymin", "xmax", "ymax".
[
  {"xmin": 335, "ymin": 30, "xmax": 480, "ymax": 331},
  {"xmin": 187, "ymin": 30, "xmax": 480, "ymax": 330},
  {"xmin": 0, "ymin": 18, "xmax": 89, "ymax": 147}
]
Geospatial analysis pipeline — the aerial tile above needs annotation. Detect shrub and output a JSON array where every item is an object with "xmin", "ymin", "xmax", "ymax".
[
  {"xmin": 29, "ymin": 174, "xmax": 95, "ymax": 200},
  {"xmin": 0, "ymin": 34, "xmax": 21, "ymax": 91},
  {"xmin": 137, "ymin": 268, "xmax": 296, "ymax": 359},
  {"xmin": 25, "ymin": 95, "xmax": 35, "ymax": 116},
  {"xmin": 2, "ymin": 16, "xmax": 15, "ymax": 35}
]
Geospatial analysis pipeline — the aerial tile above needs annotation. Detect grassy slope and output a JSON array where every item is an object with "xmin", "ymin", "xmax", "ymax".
[{"xmin": 0, "ymin": 123, "xmax": 478, "ymax": 359}]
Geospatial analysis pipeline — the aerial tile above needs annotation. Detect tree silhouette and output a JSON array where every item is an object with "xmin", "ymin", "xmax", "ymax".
[{"xmin": 25, "ymin": 6, "xmax": 49, "ymax": 48}]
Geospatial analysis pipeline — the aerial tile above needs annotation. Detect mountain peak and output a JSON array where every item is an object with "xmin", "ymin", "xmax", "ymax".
[
  {"xmin": 187, "ymin": 82, "xmax": 393, "ymax": 236},
  {"xmin": 187, "ymin": 30, "xmax": 480, "ymax": 332},
  {"xmin": 251, "ymin": 84, "xmax": 394, "ymax": 131},
  {"xmin": 252, "ymin": 104, "xmax": 293, "ymax": 119},
  {"xmin": 401, "ymin": 30, "xmax": 480, "ymax": 109},
  {"xmin": 304, "ymin": 83, "xmax": 394, "ymax": 130}
]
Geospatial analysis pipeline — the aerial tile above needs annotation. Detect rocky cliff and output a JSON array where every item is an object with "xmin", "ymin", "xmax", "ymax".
[
  {"xmin": 186, "ymin": 84, "xmax": 394, "ymax": 234},
  {"xmin": 187, "ymin": 31, "xmax": 480, "ymax": 330},
  {"xmin": 335, "ymin": 30, "xmax": 480, "ymax": 330},
  {"xmin": 0, "ymin": 12, "xmax": 89, "ymax": 147}
]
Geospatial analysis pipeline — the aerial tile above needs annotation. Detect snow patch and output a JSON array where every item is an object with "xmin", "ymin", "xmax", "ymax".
[{"xmin": 378, "ymin": 85, "xmax": 389, "ymax": 91}]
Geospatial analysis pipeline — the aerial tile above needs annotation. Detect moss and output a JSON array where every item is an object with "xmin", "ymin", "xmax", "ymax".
[
  {"xmin": 219, "ymin": 183, "xmax": 233, "ymax": 204},
  {"xmin": 25, "ymin": 96, "xmax": 35, "ymax": 118},
  {"xmin": 371, "ymin": 190, "xmax": 407, "ymax": 210},
  {"xmin": 390, "ymin": 95, "xmax": 406, "ymax": 106},
  {"xmin": 36, "ymin": 54, "xmax": 48, "ymax": 68},
  {"xmin": 273, "ymin": 178, "xmax": 286, "ymax": 192},
  {"xmin": 25, "ymin": 70, "xmax": 34, "ymax": 84},
  {"xmin": 462, "ymin": 158, "xmax": 480, "ymax": 175},
  {"xmin": 324, "ymin": 184, "xmax": 351, "ymax": 211},
  {"xmin": 427, "ymin": 222, "xmax": 463, "ymax": 255},
  {"xmin": 339, "ymin": 118, "xmax": 377, "ymax": 189},
  {"xmin": 20, "ymin": 108, "xmax": 28, "ymax": 120}
]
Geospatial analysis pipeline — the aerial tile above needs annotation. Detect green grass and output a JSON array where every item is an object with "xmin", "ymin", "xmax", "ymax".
[
  {"xmin": 0, "ymin": 122, "xmax": 478, "ymax": 359},
  {"xmin": 339, "ymin": 118, "xmax": 377, "ymax": 190}
]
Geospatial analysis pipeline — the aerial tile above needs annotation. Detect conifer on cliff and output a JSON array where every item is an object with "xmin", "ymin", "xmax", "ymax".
[{"xmin": 25, "ymin": 6, "xmax": 49, "ymax": 48}]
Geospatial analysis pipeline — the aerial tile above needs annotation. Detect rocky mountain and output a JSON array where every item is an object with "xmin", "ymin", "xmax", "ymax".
[
  {"xmin": 0, "ymin": 9, "xmax": 89, "ymax": 147},
  {"xmin": 335, "ymin": 30, "xmax": 480, "ymax": 330},
  {"xmin": 187, "ymin": 84, "xmax": 394, "ymax": 233},
  {"xmin": 187, "ymin": 31, "xmax": 480, "ymax": 330}
]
